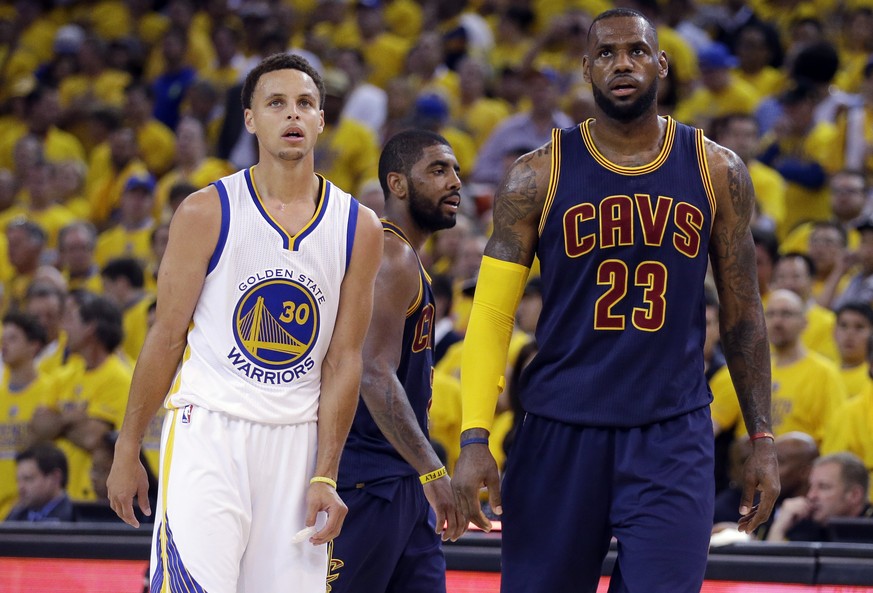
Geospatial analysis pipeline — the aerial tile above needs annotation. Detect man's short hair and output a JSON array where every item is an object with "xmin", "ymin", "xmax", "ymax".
[
  {"xmin": 241, "ymin": 53, "xmax": 325, "ymax": 110},
  {"xmin": 2, "ymin": 311, "xmax": 48, "ymax": 346},
  {"xmin": 102, "ymin": 257, "xmax": 145, "ymax": 289},
  {"xmin": 815, "ymin": 452, "xmax": 869, "ymax": 498},
  {"xmin": 378, "ymin": 129, "xmax": 451, "ymax": 199},
  {"xmin": 16, "ymin": 443, "xmax": 69, "ymax": 489},
  {"xmin": 69, "ymin": 290, "xmax": 124, "ymax": 353}
]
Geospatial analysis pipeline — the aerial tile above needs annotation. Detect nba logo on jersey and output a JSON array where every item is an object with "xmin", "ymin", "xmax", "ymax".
[{"xmin": 181, "ymin": 404, "xmax": 194, "ymax": 424}]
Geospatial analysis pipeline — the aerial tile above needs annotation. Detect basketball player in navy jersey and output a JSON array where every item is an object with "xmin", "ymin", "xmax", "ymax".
[
  {"xmin": 107, "ymin": 53, "xmax": 382, "ymax": 593},
  {"xmin": 329, "ymin": 130, "xmax": 466, "ymax": 593},
  {"xmin": 454, "ymin": 9, "xmax": 780, "ymax": 593}
]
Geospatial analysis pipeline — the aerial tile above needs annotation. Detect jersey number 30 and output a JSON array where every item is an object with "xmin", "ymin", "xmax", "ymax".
[{"xmin": 595, "ymin": 259, "xmax": 667, "ymax": 331}]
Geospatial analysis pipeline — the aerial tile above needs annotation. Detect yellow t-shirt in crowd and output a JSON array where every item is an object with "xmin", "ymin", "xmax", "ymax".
[
  {"xmin": 49, "ymin": 355, "xmax": 133, "ymax": 501},
  {"xmin": 0, "ymin": 373, "xmax": 57, "ymax": 519},
  {"xmin": 822, "ymin": 383, "xmax": 873, "ymax": 502}
]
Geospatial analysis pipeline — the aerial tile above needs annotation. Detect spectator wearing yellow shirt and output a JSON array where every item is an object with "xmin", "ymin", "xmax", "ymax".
[
  {"xmin": 808, "ymin": 222, "xmax": 852, "ymax": 308},
  {"xmin": 772, "ymin": 253, "xmax": 838, "ymax": 362},
  {"xmin": 101, "ymin": 257, "xmax": 152, "ymax": 363},
  {"xmin": 59, "ymin": 34, "xmax": 131, "ymax": 115},
  {"xmin": 52, "ymin": 160, "xmax": 90, "ymax": 222},
  {"xmin": 94, "ymin": 173, "xmax": 157, "ymax": 268},
  {"xmin": 455, "ymin": 56, "xmax": 512, "ymax": 150},
  {"xmin": 757, "ymin": 81, "xmax": 844, "ymax": 235},
  {"xmin": 200, "ymin": 23, "xmax": 246, "ymax": 97},
  {"xmin": 3, "ymin": 219, "xmax": 46, "ymax": 315},
  {"xmin": 153, "ymin": 117, "xmax": 234, "ymax": 218},
  {"xmin": 86, "ymin": 121, "xmax": 150, "ymax": 229},
  {"xmin": 313, "ymin": 70, "xmax": 379, "ymax": 197},
  {"xmin": 123, "ymin": 81, "xmax": 177, "ymax": 178},
  {"xmin": 57, "ymin": 222, "xmax": 103, "ymax": 295},
  {"xmin": 28, "ymin": 291, "xmax": 131, "ymax": 502},
  {"xmin": 143, "ymin": 0, "xmax": 214, "ymax": 83},
  {"xmin": 710, "ymin": 114, "xmax": 786, "ymax": 235},
  {"xmin": 488, "ymin": 7, "xmax": 535, "ymax": 72},
  {"xmin": 24, "ymin": 282, "xmax": 68, "ymax": 377},
  {"xmin": 0, "ymin": 85, "xmax": 86, "ymax": 172},
  {"xmin": 351, "ymin": 0, "xmax": 412, "ymax": 88},
  {"xmin": 673, "ymin": 43, "xmax": 759, "ymax": 130},
  {"xmin": 0, "ymin": 312, "xmax": 52, "ymax": 519},
  {"xmin": 732, "ymin": 22, "xmax": 787, "ymax": 102},
  {"xmin": 11, "ymin": 162, "xmax": 76, "ymax": 252},
  {"xmin": 712, "ymin": 289, "xmax": 847, "ymax": 445},
  {"xmin": 822, "ymin": 340, "xmax": 873, "ymax": 502},
  {"xmin": 833, "ymin": 302, "xmax": 873, "ymax": 399},
  {"xmin": 780, "ymin": 170, "xmax": 867, "ymax": 256},
  {"xmin": 405, "ymin": 31, "xmax": 461, "ymax": 112}
]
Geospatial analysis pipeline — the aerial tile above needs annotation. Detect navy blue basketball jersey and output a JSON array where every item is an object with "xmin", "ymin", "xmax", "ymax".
[
  {"xmin": 338, "ymin": 220, "xmax": 436, "ymax": 486},
  {"xmin": 521, "ymin": 117, "xmax": 715, "ymax": 427}
]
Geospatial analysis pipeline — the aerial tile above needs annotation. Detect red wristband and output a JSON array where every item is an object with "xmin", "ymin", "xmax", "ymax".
[{"xmin": 749, "ymin": 431, "xmax": 775, "ymax": 442}]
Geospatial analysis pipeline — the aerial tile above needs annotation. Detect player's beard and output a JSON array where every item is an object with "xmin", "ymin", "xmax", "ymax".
[
  {"xmin": 408, "ymin": 182, "xmax": 458, "ymax": 232},
  {"xmin": 592, "ymin": 80, "xmax": 658, "ymax": 123}
]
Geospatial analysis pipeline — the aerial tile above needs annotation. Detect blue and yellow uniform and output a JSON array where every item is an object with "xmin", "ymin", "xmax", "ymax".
[
  {"xmin": 331, "ymin": 220, "xmax": 444, "ymax": 593},
  {"xmin": 502, "ymin": 118, "xmax": 715, "ymax": 593}
]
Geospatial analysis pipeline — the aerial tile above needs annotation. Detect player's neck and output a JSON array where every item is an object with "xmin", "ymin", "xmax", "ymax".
[
  {"xmin": 589, "ymin": 111, "xmax": 665, "ymax": 157},
  {"xmin": 252, "ymin": 157, "xmax": 319, "ymax": 207},
  {"xmin": 383, "ymin": 205, "xmax": 428, "ymax": 251}
]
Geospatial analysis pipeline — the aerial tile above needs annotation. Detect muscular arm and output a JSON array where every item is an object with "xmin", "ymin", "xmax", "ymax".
[
  {"xmin": 358, "ymin": 235, "xmax": 465, "ymax": 540},
  {"xmin": 108, "ymin": 187, "xmax": 220, "ymax": 527},
  {"xmin": 454, "ymin": 143, "xmax": 551, "ymax": 528},
  {"xmin": 361, "ymin": 235, "xmax": 442, "ymax": 475},
  {"xmin": 706, "ymin": 140, "xmax": 780, "ymax": 531},
  {"xmin": 306, "ymin": 206, "xmax": 382, "ymax": 544}
]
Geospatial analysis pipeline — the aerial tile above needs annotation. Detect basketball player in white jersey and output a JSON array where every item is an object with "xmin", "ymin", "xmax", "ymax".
[{"xmin": 106, "ymin": 53, "xmax": 383, "ymax": 593}]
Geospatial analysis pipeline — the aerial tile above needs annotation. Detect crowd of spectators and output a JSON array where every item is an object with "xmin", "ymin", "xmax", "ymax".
[{"xmin": 0, "ymin": 0, "xmax": 871, "ymax": 544}]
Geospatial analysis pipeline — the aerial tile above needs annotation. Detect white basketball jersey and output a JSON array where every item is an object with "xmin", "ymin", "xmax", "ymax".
[{"xmin": 166, "ymin": 167, "xmax": 360, "ymax": 425}]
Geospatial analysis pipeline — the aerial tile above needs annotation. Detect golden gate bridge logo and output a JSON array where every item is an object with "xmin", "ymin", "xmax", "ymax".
[{"xmin": 233, "ymin": 278, "xmax": 319, "ymax": 368}]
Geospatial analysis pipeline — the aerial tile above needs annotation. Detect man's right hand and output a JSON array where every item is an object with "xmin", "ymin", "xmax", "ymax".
[
  {"xmin": 107, "ymin": 440, "xmax": 151, "ymax": 528},
  {"xmin": 452, "ymin": 442, "xmax": 502, "ymax": 531},
  {"xmin": 424, "ymin": 475, "xmax": 466, "ymax": 542}
]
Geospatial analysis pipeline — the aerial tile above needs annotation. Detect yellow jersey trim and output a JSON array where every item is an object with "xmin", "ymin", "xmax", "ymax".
[
  {"xmin": 695, "ymin": 128, "xmax": 717, "ymax": 225},
  {"xmin": 580, "ymin": 117, "xmax": 676, "ymax": 176},
  {"xmin": 539, "ymin": 127, "xmax": 562, "ymax": 236},
  {"xmin": 248, "ymin": 166, "xmax": 328, "ymax": 251}
]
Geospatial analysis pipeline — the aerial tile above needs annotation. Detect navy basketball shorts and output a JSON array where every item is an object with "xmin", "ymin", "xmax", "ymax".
[
  {"xmin": 329, "ymin": 475, "xmax": 446, "ymax": 593},
  {"xmin": 501, "ymin": 406, "xmax": 714, "ymax": 593}
]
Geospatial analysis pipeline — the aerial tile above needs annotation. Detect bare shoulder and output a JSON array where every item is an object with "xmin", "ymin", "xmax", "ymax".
[
  {"xmin": 488, "ymin": 140, "xmax": 553, "ymax": 264},
  {"xmin": 498, "ymin": 141, "xmax": 553, "ymax": 214},
  {"xmin": 702, "ymin": 136, "xmax": 755, "ymax": 218},
  {"xmin": 355, "ymin": 203, "xmax": 383, "ymax": 242},
  {"xmin": 172, "ymin": 185, "xmax": 222, "ymax": 231},
  {"xmin": 379, "ymin": 232, "xmax": 422, "ymax": 308}
]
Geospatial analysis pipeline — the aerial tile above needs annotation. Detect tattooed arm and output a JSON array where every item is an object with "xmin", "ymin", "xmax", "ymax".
[
  {"xmin": 359, "ymin": 233, "xmax": 465, "ymax": 541},
  {"xmin": 706, "ymin": 139, "xmax": 780, "ymax": 533},
  {"xmin": 484, "ymin": 142, "xmax": 554, "ymax": 265},
  {"xmin": 453, "ymin": 142, "xmax": 552, "ymax": 529}
]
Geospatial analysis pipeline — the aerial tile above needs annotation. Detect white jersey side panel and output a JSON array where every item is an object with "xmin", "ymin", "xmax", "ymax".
[{"xmin": 167, "ymin": 167, "xmax": 358, "ymax": 424}]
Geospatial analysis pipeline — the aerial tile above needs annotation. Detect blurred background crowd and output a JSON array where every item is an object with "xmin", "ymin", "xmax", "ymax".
[{"xmin": 1, "ymin": 0, "xmax": 873, "ymax": 543}]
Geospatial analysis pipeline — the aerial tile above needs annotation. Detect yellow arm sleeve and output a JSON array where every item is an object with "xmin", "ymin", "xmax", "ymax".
[{"xmin": 460, "ymin": 256, "xmax": 530, "ymax": 432}]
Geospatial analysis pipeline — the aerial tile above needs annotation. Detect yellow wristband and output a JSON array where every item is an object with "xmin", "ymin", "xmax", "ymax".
[
  {"xmin": 310, "ymin": 476, "xmax": 337, "ymax": 489},
  {"xmin": 419, "ymin": 466, "xmax": 447, "ymax": 485}
]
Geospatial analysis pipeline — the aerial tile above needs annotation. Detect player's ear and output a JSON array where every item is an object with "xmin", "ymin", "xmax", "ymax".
[
  {"xmin": 244, "ymin": 108, "xmax": 255, "ymax": 133},
  {"xmin": 386, "ymin": 172, "xmax": 407, "ymax": 199},
  {"xmin": 582, "ymin": 56, "xmax": 592, "ymax": 84}
]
